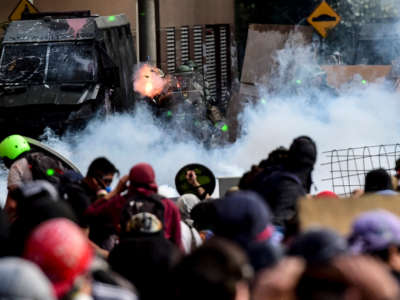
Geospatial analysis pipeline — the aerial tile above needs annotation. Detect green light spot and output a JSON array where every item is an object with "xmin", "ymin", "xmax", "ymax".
[
  {"xmin": 46, "ymin": 169, "xmax": 55, "ymax": 176},
  {"xmin": 221, "ymin": 124, "xmax": 229, "ymax": 132},
  {"xmin": 167, "ymin": 110, "xmax": 173, "ymax": 117},
  {"xmin": 140, "ymin": 12, "xmax": 146, "ymax": 16},
  {"xmin": 362, "ymin": 79, "xmax": 367, "ymax": 85},
  {"xmin": 108, "ymin": 15, "xmax": 116, "ymax": 22},
  {"xmin": 261, "ymin": 98, "xmax": 267, "ymax": 104},
  {"xmin": 296, "ymin": 79, "xmax": 302, "ymax": 85}
]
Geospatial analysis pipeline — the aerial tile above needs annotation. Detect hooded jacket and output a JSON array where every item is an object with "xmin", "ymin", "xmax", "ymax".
[
  {"xmin": 252, "ymin": 136, "xmax": 317, "ymax": 230},
  {"xmin": 85, "ymin": 163, "xmax": 183, "ymax": 249}
]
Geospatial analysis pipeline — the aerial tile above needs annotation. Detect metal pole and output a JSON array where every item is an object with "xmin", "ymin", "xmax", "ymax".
[{"xmin": 136, "ymin": 0, "xmax": 159, "ymax": 65}]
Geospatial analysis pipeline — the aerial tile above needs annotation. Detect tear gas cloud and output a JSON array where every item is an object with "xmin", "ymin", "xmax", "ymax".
[
  {"xmin": 31, "ymin": 74, "xmax": 400, "ymax": 197},
  {"xmin": 1, "ymin": 28, "xmax": 400, "ymax": 203}
]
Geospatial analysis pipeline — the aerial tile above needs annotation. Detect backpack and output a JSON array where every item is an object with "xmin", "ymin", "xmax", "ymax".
[
  {"xmin": 121, "ymin": 194, "xmax": 165, "ymax": 232},
  {"xmin": 26, "ymin": 152, "xmax": 68, "ymax": 185}
]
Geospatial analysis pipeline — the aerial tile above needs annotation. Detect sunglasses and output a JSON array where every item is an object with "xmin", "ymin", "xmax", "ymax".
[{"xmin": 101, "ymin": 177, "xmax": 114, "ymax": 185}]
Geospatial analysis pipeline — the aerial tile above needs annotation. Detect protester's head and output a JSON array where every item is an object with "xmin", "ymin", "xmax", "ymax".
[
  {"xmin": 238, "ymin": 165, "xmax": 263, "ymax": 190},
  {"xmin": 288, "ymin": 228, "xmax": 347, "ymax": 265},
  {"xmin": 214, "ymin": 191, "xmax": 282, "ymax": 271},
  {"xmin": 214, "ymin": 191, "xmax": 273, "ymax": 246},
  {"xmin": 172, "ymin": 238, "xmax": 253, "ymax": 300},
  {"xmin": 11, "ymin": 180, "xmax": 59, "ymax": 208},
  {"xmin": 177, "ymin": 193, "xmax": 200, "ymax": 220},
  {"xmin": 288, "ymin": 136, "xmax": 317, "ymax": 169},
  {"xmin": 86, "ymin": 157, "xmax": 119, "ymax": 190},
  {"xmin": 190, "ymin": 201, "xmax": 218, "ymax": 232},
  {"xmin": 349, "ymin": 210, "xmax": 400, "ymax": 269},
  {"xmin": 296, "ymin": 256, "xmax": 400, "ymax": 300},
  {"xmin": 24, "ymin": 218, "xmax": 93, "ymax": 299},
  {"xmin": 8, "ymin": 181, "xmax": 78, "ymax": 256},
  {"xmin": 0, "ymin": 134, "xmax": 31, "ymax": 168},
  {"xmin": 315, "ymin": 190, "xmax": 339, "ymax": 199},
  {"xmin": 11, "ymin": 180, "xmax": 77, "ymax": 225},
  {"xmin": 128, "ymin": 163, "xmax": 158, "ymax": 193},
  {"xmin": 364, "ymin": 168, "xmax": 394, "ymax": 193},
  {"xmin": 59, "ymin": 171, "xmax": 91, "ymax": 228},
  {"xmin": 259, "ymin": 146, "xmax": 289, "ymax": 169},
  {"xmin": 240, "ymin": 147, "xmax": 290, "ymax": 190},
  {"xmin": 6, "ymin": 180, "xmax": 59, "ymax": 225},
  {"xmin": 0, "ymin": 257, "xmax": 56, "ymax": 300}
]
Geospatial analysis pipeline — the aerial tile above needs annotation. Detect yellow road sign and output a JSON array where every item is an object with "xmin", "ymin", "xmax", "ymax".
[
  {"xmin": 307, "ymin": 1, "xmax": 341, "ymax": 38},
  {"xmin": 9, "ymin": 0, "xmax": 39, "ymax": 21}
]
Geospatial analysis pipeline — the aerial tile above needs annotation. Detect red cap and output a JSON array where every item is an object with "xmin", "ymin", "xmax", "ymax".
[
  {"xmin": 24, "ymin": 218, "xmax": 93, "ymax": 298},
  {"xmin": 315, "ymin": 190, "xmax": 339, "ymax": 199}
]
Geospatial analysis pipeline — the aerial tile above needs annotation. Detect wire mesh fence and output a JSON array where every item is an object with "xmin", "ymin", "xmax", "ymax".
[{"xmin": 321, "ymin": 144, "xmax": 400, "ymax": 196}]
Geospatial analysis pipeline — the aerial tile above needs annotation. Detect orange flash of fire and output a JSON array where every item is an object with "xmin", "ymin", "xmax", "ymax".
[{"xmin": 133, "ymin": 64, "xmax": 167, "ymax": 98}]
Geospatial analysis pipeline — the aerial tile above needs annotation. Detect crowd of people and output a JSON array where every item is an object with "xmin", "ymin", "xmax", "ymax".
[{"xmin": 0, "ymin": 133, "xmax": 400, "ymax": 300}]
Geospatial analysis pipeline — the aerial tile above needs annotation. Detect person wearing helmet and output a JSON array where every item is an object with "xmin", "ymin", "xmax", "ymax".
[
  {"xmin": 0, "ymin": 257, "xmax": 56, "ymax": 300},
  {"xmin": 186, "ymin": 60, "xmax": 198, "ymax": 70},
  {"xmin": 176, "ymin": 64, "xmax": 193, "ymax": 73},
  {"xmin": 24, "ymin": 218, "xmax": 138, "ymax": 300},
  {"xmin": 24, "ymin": 218, "xmax": 94, "ymax": 299},
  {"xmin": 0, "ymin": 134, "xmax": 32, "ymax": 186},
  {"xmin": 0, "ymin": 135, "xmax": 33, "ymax": 222}
]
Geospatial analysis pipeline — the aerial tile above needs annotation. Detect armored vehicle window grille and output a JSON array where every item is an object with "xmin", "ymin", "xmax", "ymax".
[
  {"xmin": 193, "ymin": 26, "xmax": 204, "ymax": 67},
  {"xmin": 180, "ymin": 26, "xmax": 190, "ymax": 65},
  {"xmin": 166, "ymin": 27, "xmax": 176, "ymax": 73}
]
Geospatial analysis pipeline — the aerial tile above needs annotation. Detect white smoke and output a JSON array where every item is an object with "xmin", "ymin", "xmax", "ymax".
[
  {"xmin": 41, "ymin": 107, "xmax": 243, "ymax": 196},
  {"xmin": 236, "ymin": 84, "xmax": 400, "ymax": 192},
  {"xmin": 34, "ymin": 78, "xmax": 400, "ymax": 198}
]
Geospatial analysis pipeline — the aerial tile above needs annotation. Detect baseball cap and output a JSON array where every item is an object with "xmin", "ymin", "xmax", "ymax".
[
  {"xmin": 349, "ymin": 210, "xmax": 400, "ymax": 254},
  {"xmin": 214, "ymin": 191, "xmax": 273, "ymax": 246}
]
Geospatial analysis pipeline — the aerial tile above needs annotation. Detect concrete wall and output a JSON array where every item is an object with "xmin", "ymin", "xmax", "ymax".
[
  {"xmin": 34, "ymin": 0, "xmax": 137, "ymax": 30},
  {"xmin": 159, "ymin": 0, "xmax": 234, "ymax": 27},
  {"xmin": 1, "ymin": 0, "xmax": 21, "ymax": 22},
  {"xmin": 0, "ymin": 0, "xmax": 21, "ymax": 38},
  {"xmin": 31, "ymin": 0, "xmax": 235, "ymax": 30}
]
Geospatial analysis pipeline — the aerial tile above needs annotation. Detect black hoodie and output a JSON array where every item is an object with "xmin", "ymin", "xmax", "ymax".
[{"xmin": 252, "ymin": 136, "xmax": 317, "ymax": 231}]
